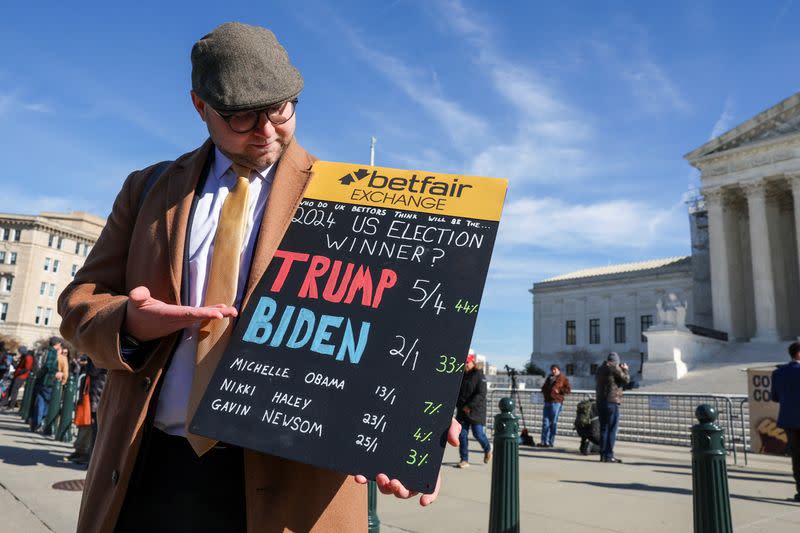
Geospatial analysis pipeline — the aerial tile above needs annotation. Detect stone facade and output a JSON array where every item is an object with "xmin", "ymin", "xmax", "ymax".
[
  {"xmin": 530, "ymin": 257, "xmax": 694, "ymax": 388},
  {"xmin": 686, "ymin": 91, "xmax": 800, "ymax": 342},
  {"xmin": 0, "ymin": 211, "xmax": 104, "ymax": 347}
]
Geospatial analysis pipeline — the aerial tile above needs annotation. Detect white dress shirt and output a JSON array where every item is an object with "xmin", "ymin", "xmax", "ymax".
[{"xmin": 154, "ymin": 147, "xmax": 275, "ymax": 436}]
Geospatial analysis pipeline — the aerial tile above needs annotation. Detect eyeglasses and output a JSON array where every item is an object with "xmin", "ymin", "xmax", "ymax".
[{"xmin": 213, "ymin": 99, "xmax": 298, "ymax": 133}]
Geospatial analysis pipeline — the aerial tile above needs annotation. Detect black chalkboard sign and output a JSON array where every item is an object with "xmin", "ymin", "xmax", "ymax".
[{"xmin": 190, "ymin": 161, "xmax": 507, "ymax": 493}]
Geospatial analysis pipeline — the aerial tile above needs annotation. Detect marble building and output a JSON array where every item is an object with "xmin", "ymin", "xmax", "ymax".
[
  {"xmin": 530, "ymin": 91, "xmax": 800, "ymax": 385},
  {"xmin": 530, "ymin": 257, "xmax": 694, "ymax": 387},
  {"xmin": 685, "ymin": 91, "xmax": 800, "ymax": 343}
]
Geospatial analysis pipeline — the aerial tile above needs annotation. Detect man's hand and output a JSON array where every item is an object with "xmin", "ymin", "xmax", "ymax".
[
  {"xmin": 462, "ymin": 406, "xmax": 471, "ymax": 414},
  {"xmin": 55, "ymin": 372, "xmax": 64, "ymax": 381},
  {"xmin": 124, "ymin": 286, "xmax": 238, "ymax": 342},
  {"xmin": 354, "ymin": 418, "xmax": 461, "ymax": 506}
]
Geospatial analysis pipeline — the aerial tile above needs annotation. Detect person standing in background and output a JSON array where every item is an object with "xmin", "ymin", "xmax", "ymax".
[
  {"xmin": 771, "ymin": 341, "xmax": 800, "ymax": 502},
  {"xmin": 539, "ymin": 364, "xmax": 571, "ymax": 448},
  {"xmin": 595, "ymin": 352, "xmax": 629, "ymax": 463},
  {"xmin": 1, "ymin": 346, "xmax": 33, "ymax": 410},
  {"xmin": 456, "ymin": 350, "xmax": 492, "ymax": 468}
]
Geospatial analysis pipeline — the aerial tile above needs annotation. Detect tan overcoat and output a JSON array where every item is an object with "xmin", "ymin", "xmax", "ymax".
[{"xmin": 58, "ymin": 139, "xmax": 366, "ymax": 533}]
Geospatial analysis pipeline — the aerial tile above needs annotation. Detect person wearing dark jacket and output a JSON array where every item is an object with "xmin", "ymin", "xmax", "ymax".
[
  {"xmin": 771, "ymin": 341, "xmax": 800, "ymax": 502},
  {"xmin": 539, "ymin": 364, "xmax": 571, "ymax": 447},
  {"xmin": 69, "ymin": 356, "xmax": 108, "ymax": 464},
  {"xmin": 595, "ymin": 352, "xmax": 630, "ymax": 463},
  {"xmin": 30, "ymin": 337, "xmax": 62, "ymax": 433},
  {"xmin": 456, "ymin": 351, "xmax": 491, "ymax": 468},
  {"xmin": 1, "ymin": 346, "xmax": 33, "ymax": 410}
]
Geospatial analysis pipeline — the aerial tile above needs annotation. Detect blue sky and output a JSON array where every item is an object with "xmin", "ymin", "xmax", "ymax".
[{"xmin": 1, "ymin": 1, "xmax": 799, "ymax": 369}]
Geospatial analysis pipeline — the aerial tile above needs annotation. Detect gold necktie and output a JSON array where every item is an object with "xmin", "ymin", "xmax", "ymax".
[{"xmin": 186, "ymin": 163, "xmax": 251, "ymax": 455}]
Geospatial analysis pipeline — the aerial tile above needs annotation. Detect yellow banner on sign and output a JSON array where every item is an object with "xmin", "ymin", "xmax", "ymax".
[{"xmin": 307, "ymin": 161, "xmax": 508, "ymax": 222}]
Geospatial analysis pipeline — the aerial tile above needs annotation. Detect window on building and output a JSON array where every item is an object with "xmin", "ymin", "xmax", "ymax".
[
  {"xmin": 565, "ymin": 320, "xmax": 576, "ymax": 345},
  {"xmin": 614, "ymin": 317, "xmax": 626, "ymax": 344},
  {"xmin": 44, "ymin": 308, "xmax": 52, "ymax": 326},
  {"xmin": 40, "ymin": 282, "xmax": 46, "ymax": 295},
  {"xmin": 590, "ymin": 363, "xmax": 599, "ymax": 375},
  {"xmin": 0, "ymin": 251, "xmax": 5, "ymax": 264},
  {"xmin": 565, "ymin": 363, "xmax": 575, "ymax": 376},
  {"xmin": 48, "ymin": 234, "xmax": 55, "ymax": 247},
  {"xmin": 53, "ymin": 259, "xmax": 60, "ymax": 273},
  {"xmin": 9, "ymin": 252, "xmax": 16, "ymax": 265},
  {"xmin": 85, "ymin": 245, "xmax": 91, "ymax": 256},
  {"xmin": 71, "ymin": 264, "xmax": 78, "ymax": 277},
  {"xmin": 641, "ymin": 314, "xmax": 653, "ymax": 342},
  {"xmin": 589, "ymin": 319, "xmax": 600, "ymax": 344},
  {"xmin": 1, "ymin": 228, "xmax": 8, "ymax": 240},
  {"xmin": 13, "ymin": 229, "xmax": 20, "ymax": 242},
  {"xmin": 49, "ymin": 283, "xmax": 56, "ymax": 297},
  {"xmin": 0, "ymin": 276, "xmax": 11, "ymax": 292},
  {"xmin": 44, "ymin": 257, "xmax": 51, "ymax": 271},
  {"xmin": 57, "ymin": 236, "xmax": 63, "ymax": 250},
  {"xmin": 35, "ymin": 306, "xmax": 42, "ymax": 325},
  {"xmin": 75, "ymin": 241, "xmax": 81, "ymax": 254},
  {"xmin": 0, "ymin": 303, "xmax": 7, "ymax": 322}
]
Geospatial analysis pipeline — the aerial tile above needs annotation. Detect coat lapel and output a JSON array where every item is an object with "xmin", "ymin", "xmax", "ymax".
[
  {"xmin": 165, "ymin": 139, "xmax": 214, "ymax": 303},
  {"xmin": 243, "ymin": 140, "xmax": 315, "ymax": 307}
]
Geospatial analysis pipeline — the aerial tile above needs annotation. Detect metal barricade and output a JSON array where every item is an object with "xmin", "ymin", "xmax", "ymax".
[{"xmin": 486, "ymin": 388, "xmax": 750, "ymax": 464}]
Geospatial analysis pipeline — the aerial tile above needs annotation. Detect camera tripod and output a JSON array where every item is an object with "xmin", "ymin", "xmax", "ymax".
[{"xmin": 505, "ymin": 366, "xmax": 535, "ymax": 446}]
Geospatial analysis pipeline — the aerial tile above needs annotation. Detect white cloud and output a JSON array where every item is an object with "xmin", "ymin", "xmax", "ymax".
[
  {"xmin": 0, "ymin": 90, "xmax": 51, "ymax": 116},
  {"xmin": 435, "ymin": 0, "xmax": 596, "ymax": 184},
  {"xmin": 345, "ymin": 35, "xmax": 488, "ymax": 148},
  {"xmin": 497, "ymin": 196, "xmax": 687, "ymax": 251},
  {"xmin": 710, "ymin": 97, "xmax": 735, "ymax": 140},
  {"xmin": 623, "ymin": 60, "xmax": 689, "ymax": 114}
]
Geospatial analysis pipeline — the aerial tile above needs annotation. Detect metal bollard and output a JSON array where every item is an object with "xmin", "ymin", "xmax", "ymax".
[
  {"xmin": 19, "ymin": 374, "xmax": 36, "ymax": 421},
  {"xmin": 691, "ymin": 404, "xmax": 733, "ymax": 533},
  {"xmin": 56, "ymin": 374, "xmax": 78, "ymax": 442},
  {"xmin": 368, "ymin": 480, "xmax": 380, "ymax": 533},
  {"xmin": 489, "ymin": 397, "xmax": 520, "ymax": 533},
  {"xmin": 43, "ymin": 382, "xmax": 63, "ymax": 435}
]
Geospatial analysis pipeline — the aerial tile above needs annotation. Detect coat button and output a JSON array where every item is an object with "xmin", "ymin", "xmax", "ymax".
[
  {"xmin": 111, "ymin": 470, "xmax": 119, "ymax": 485},
  {"xmin": 142, "ymin": 377, "xmax": 152, "ymax": 391}
]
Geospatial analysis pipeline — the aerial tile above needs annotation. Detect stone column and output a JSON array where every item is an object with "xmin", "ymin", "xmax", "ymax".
[
  {"xmin": 703, "ymin": 188, "xmax": 733, "ymax": 335},
  {"xmin": 789, "ymin": 174, "xmax": 800, "ymax": 298},
  {"xmin": 743, "ymin": 180, "xmax": 779, "ymax": 342}
]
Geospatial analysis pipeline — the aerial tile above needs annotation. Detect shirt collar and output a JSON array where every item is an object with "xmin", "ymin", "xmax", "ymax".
[{"xmin": 212, "ymin": 146, "xmax": 274, "ymax": 182}]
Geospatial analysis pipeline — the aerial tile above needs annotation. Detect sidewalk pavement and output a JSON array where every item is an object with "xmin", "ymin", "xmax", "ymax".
[{"xmin": 1, "ymin": 411, "xmax": 798, "ymax": 532}]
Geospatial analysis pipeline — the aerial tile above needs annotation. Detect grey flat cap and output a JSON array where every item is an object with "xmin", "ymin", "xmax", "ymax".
[
  {"xmin": 192, "ymin": 22, "xmax": 304, "ymax": 112},
  {"xmin": 607, "ymin": 352, "xmax": 620, "ymax": 364}
]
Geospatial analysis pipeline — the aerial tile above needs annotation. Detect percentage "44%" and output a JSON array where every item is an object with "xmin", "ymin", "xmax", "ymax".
[{"xmin": 455, "ymin": 299, "xmax": 479, "ymax": 314}]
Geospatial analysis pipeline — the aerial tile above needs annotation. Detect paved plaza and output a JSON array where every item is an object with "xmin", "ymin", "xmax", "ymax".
[{"xmin": 0, "ymin": 412, "xmax": 798, "ymax": 532}]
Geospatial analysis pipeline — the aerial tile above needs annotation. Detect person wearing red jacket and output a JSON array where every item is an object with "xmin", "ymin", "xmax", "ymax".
[
  {"xmin": 1, "ymin": 346, "xmax": 33, "ymax": 410},
  {"xmin": 539, "ymin": 365, "xmax": 571, "ymax": 447}
]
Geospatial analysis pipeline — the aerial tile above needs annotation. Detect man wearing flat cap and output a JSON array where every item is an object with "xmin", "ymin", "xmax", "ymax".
[{"xmin": 59, "ymin": 22, "xmax": 451, "ymax": 533}]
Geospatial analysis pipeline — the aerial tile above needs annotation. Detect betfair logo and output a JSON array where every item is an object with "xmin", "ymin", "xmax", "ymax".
[
  {"xmin": 338, "ymin": 169, "xmax": 473, "ymax": 198},
  {"xmin": 338, "ymin": 168, "xmax": 370, "ymax": 185}
]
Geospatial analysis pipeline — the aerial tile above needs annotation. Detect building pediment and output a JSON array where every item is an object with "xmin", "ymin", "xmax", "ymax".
[{"xmin": 685, "ymin": 92, "xmax": 800, "ymax": 165}]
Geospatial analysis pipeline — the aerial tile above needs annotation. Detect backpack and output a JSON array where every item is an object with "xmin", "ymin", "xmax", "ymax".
[{"xmin": 574, "ymin": 399, "xmax": 595, "ymax": 430}]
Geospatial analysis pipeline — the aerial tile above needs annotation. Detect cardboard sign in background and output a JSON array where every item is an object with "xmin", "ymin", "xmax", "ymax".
[
  {"xmin": 747, "ymin": 366, "xmax": 787, "ymax": 455},
  {"xmin": 190, "ymin": 162, "xmax": 507, "ymax": 492}
]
